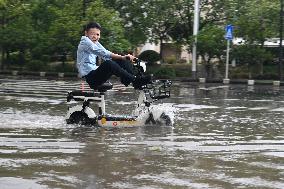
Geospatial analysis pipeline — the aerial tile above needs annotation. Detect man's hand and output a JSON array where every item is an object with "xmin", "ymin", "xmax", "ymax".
[
  {"xmin": 124, "ymin": 54, "xmax": 136, "ymax": 63},
  {"xmin": 111, "ymin": 52, "xmax": 137, "ymax": 63}
]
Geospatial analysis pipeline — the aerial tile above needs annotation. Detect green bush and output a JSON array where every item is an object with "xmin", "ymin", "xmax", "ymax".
[
  {"xmin": 177, "ymin": 59, "xmax": 187, "ymax": 64},
  {"xmin": 147, "ymin": 64, "xmax": 191, "ymax": 78},
  {"xmin": 164, "ymin": 56, "xmax": 176, "ymax": 64},
  {"xmin": 49, "ymin": 62, "xmax": 76, "ymax": 73},
  {"xmin": 138, "ymin": 50, "xmax": 160, "ymax": 65},
  {"xmin": 25, "ymin": 60, "xmax": 47, "ymax": 71},
  {"xmin": 230, "ymin": 66, "xmax": 248, "ymax": 79},
  {"xmin": 7, "ymin": 52, "xmax": 21, "ymax": 65},
  {"xmin": 253, "ymin": 74, "xmax": 279, "ymax": 80},
  {"xmin": 41, "ymin": 55, "xmax": 51, "ymax": 63},
  {"xmin": 175, "ymin": 68, "xmax": 190, "ymax": 77},
  {"xmin": 154, "ymin": 67, "xmax": 176, "ymax": 79},
  {"xmin": 230, "ymin": 71, "xmax": 249, "ymax": 79}
]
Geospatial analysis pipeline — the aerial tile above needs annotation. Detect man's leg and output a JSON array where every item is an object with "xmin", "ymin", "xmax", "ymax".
[
  {"xmin": 114, "ymin": 59, "xmax": 134, "ymax": 75},
  {"xmin": 112, "ymin": 59, "xmax": 135, "ymax": 85},
  {"xmin": 111, "ymin": 59, "xmax": 152, "ymax": 89},
  {"xmin": 85, "ymin": 60, "xmax": 135, "ymax": 89}
]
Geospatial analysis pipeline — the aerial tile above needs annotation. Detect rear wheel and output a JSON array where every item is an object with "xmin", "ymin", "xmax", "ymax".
[{"xmin": 66, "ymin": 111, "xmax": 96, "ymax": 125}]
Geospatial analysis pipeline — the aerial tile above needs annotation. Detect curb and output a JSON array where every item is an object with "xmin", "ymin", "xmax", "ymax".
[{"xmin": 0, "ymin": 71, "xmax": 283, "ymax": 86}]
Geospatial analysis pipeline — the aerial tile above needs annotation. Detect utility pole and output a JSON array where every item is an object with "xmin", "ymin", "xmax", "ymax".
[
  {"xmin": 192, "ymin": 0, "xmax": 200, "ymax": 79},
  {"xmin": 279, "ymin": 0, "xmax": 283, "ymax": 80},
  {"xmin": 224, "ymin": 25, "xmax": 233, "ymax": 80}
]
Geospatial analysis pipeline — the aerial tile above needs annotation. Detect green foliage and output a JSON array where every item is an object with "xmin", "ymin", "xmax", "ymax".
[
  {"xmin": 147, "ymin": 64, "xmax": 191, "ymax": 78},
  {"xmin": 254, "ymin": 73, "xmax": 279, "ymax": 80},
  {"xmin": 230, "ymin": 65, "xmax": 279, "ymax": 80},
  {"xmin": 164, "ymin": 56, "xmax": 176, "ymax": 64},
  {"xmin": 49, "ymin": 63, "xmax": 76, "ymax": 73},
  {"xmin": 231, "ymin": 0, "xmax": 279, "ymax": 41},
  {"xmin": 138, "ymin": 50, "xmax": 160, "ymax": 65},
  {"xmin": 0, "ymin": 0, "xmax": 132, "ymax": 69},
  {"xmin": 84, "ymin": 0, "xmax": 130, "ymax": 52},
  {"xmin": 0, "ymin": 0, "xmax": 281, "ymax": 80},
  {"xmin": 177, "ymin": 59, "xmax": 187, "ymax": 64},
  {"xmin": 101, "ymin": 0, "xmax": 148, "ymax": 46},
  {"xmin": 194, "ymin": 25, "xmax": 226, "ymax": 63},
  {"xmin": 154, "ymin": 67, "xmax": 176, "ymax": 79},
  {"xmin": 175, "ymin": 67, "xmax": 191, "ymax": 77},
  {"xmin": 230, "ymin": 66, "xmax": 249, "ymax": 79},
  {"xmin": 170, "ymin": 64, "xmax": 191, "ymax": 77},
  {"xmin": 25, "ymin": 60, "xmax": 47, "ymax": 72},
  {"xmin": 0, "ymin": 1, "xmax": 36, "ymax": 54},
  {"xmin": 232, "ymin": 45, "xmax": 273, "ymax": 66}
]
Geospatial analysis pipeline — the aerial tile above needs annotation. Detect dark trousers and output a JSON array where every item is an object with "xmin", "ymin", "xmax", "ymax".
[{"xmin": 85, "ymin": 60, "xmax": 135, "ymax": 89}]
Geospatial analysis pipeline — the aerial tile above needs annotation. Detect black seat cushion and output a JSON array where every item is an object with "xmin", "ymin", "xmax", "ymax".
[{"xmin": 67, "ymin": 82, "xmax": 113, "ymax": 102}]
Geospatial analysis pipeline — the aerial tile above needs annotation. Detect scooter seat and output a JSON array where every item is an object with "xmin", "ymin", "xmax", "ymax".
[
  {"xmin": 67, "ymin": 82, "xmax": 113, "ymax": 102},
  {"xmin": 67, "ymin": 90, "xmax": 96, "ymax": 102}
]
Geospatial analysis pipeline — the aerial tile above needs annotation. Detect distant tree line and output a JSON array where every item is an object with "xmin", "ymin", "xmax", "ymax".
[{"xmin": 0, "ymin": 0, "xmax": 281, "ymax": 78}]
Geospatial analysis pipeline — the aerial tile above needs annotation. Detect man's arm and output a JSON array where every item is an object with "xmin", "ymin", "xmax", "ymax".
[
  {"xmin": 84, "ymin": 36, "xmax": 136, "ymax": 62},
  {"xmin": 111, "ymin": 53, "xmax": 136, "ymax": 62}
]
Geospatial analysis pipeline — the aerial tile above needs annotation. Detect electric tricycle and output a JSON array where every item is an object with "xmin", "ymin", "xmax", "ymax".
[{"xmin": 66, "ymin": 59, "xmax": 173, "ymax": 128}]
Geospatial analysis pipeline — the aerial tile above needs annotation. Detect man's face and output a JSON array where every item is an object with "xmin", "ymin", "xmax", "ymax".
[{"xmin": 85, "ymin": 28, "xmax": 100, "ymax": 43}]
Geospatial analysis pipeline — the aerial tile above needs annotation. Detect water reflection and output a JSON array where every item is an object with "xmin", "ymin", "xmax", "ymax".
[{"xmin": 0, "ymin": 78, "xmax": 283, "ymax": 189}]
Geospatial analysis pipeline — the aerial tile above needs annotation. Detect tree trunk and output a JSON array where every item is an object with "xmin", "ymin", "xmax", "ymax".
[
  {"xmin": 206, "ymin": 59, "xmax": 212, "ymax": 79},
  {"xmin": 248, "ymin": 64, "xmax": 252, "ymax": 79},
  {"xmin": 6, "ymin": 50, "xmax": 10, "ymax": 69},
  {"xmin": 259, "ymin": 62, "xmax": 263, "ymax": 75},
  {"xmin": 159, "ymin": 37, "xmax": 163, "ymax": 63},
  {"xmin": 0, "ymin": 46, "xmax": 3, "ymax": 70},
  {"xmin": 19, "ymin": 48, "xmax": 25, "ymax": 65}
]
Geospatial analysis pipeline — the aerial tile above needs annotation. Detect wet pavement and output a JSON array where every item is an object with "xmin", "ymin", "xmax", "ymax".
[{"xmin": 0, "ymin": 77, "xmax": 283, "ymax": 189}]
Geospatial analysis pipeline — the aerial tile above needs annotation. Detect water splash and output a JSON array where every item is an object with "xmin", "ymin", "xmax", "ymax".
[{"xmin": 134, "ymin": 103, "xmax": 177, "ymax": 126}]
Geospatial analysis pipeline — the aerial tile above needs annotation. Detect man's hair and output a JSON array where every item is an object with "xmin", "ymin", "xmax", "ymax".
[{"xmin": 84, "ymin": 22, "xmax": 102, "ymax": 31}]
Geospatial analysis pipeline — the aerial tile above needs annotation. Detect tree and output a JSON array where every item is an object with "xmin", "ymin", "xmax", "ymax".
[
  {"xmin": 232, "ymin": 45, "xmax": 273, "ymax": 78},
  {"xmin": 0, "ymin": 0, "xmax": 33, "ymax": 68},
  {"xmin": 229, "ymin": 0, "xmax": 279, "ymax": 75},
  {"xmin": 84, "ymin": 0, "xmax": 130, "ymax": 52},
  {"xmin": 101, "ymin": 0, "xmax": 149, "ymax": 47},
  {"xmin": 195, "ymin": 25, "xmax": 227, "ymax": 78},
  {"xmin": 0, "ymin": 0, "xmax": 132, "ymax": 70},
  {"xmin": 38, "ymin": 0, "xmax": 130, "ymax": 60},
  {"xmin": 102, "ymin": 0, "xmax": 191, "ymax": 61}
]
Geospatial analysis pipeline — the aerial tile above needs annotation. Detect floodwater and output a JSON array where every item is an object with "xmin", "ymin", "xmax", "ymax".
[{"xmin": 0, "ymin": 77, "xmax": 283, "ymax": 189}]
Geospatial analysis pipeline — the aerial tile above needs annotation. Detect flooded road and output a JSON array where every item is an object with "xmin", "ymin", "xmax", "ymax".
[{"xmin": 0, "ymin": 77, "xmax": 283, "ymax": 189}]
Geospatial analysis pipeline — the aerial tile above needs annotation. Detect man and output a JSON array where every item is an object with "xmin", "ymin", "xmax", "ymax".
[{"xmin": 77, "ymin": 21, "xmax": 151, "ymax": 90}]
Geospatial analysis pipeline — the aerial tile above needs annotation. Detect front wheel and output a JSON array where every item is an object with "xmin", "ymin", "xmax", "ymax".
[
  {"xmin": 145, "ymin": 112, "xmax": 172, "ymax": 126},
  {"xmin": 160, "ymin": 112, "xmax": 172, "ymax": 126}
]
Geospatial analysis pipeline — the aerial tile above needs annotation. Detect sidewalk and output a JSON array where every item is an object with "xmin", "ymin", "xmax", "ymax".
[
  {"xmin": 0, "ymin": 70, "xmax": 282, "ymax": 86},
  {"xmin": 173, "ymin": 77, "xmax": 283, "ymax": 85},
  {"xmin": 0, "ymin": 70, "xmax": 78, "ymax": 79}
]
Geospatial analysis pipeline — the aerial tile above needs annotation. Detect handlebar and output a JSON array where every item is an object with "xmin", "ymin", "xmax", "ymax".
[{"xmin": 125, "ymin": 56, "xmax": 142, "ymax": 64}]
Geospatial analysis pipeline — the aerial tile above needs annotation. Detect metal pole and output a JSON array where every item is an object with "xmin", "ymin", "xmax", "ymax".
[
  {"xmin": 192, "ymin": 0, "xmax": 200, "ymax": 79},
  {"xmin": 225, "ymin": 40, "xmax": 230, "ymax": 79},
  {"xmin": 279, "ymin": 0, "xmax": 283, "ymax": 80}
]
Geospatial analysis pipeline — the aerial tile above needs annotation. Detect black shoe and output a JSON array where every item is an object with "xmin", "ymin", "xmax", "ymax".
[{"xmin": 133, "ymin": 75, "xmax": 152, "ymax": 89}]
